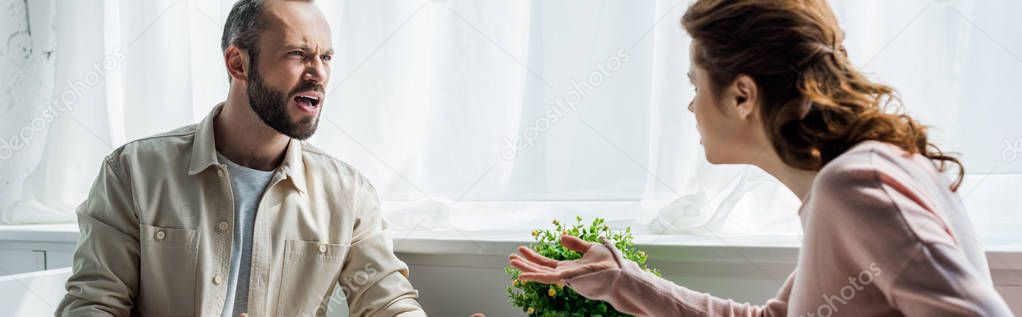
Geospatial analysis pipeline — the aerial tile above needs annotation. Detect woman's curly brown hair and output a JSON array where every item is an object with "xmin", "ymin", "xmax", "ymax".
[{"xmin": 682, "ymin": 0, "xmax": 964, "ymax": 191}]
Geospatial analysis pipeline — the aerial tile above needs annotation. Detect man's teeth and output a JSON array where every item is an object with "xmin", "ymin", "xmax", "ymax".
[{"xmin": 297, "ymin": 95, "xmax": 319, "ymax": 105}]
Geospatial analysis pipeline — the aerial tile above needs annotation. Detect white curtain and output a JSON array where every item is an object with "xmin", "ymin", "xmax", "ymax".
[{"xmin": 1, "ymin": 0, "xmax": 1019, "ymax": 241}]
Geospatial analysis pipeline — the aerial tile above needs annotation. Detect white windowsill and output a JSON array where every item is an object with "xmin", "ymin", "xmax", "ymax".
[
  {"xmin": 3, "ymin": 223, "xmax": 1018, "ymax": 273},
  {"xmin": 0, "ymin": 224, "xmax": 80, "ymax": 243}
]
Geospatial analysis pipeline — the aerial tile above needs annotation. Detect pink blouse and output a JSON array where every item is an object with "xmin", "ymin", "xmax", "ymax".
[{"xmin": 566, "ymin": 141, "xmax": 1013, "ymax": 316}]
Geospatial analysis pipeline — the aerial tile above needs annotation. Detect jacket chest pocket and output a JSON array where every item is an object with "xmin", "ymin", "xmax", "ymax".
[
  {"xmin": 138, "ymin": 224, "xmax": 199, "ymax": 316},
  {"xmin": 277, "ymin": 240, "xmax": 349, "ymax": 316}
]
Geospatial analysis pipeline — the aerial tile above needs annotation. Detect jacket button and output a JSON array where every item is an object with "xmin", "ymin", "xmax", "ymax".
[
  {"xmin": 217, "ymin": 169, "xmax": 226, "ymax": 178},
  {"xmin": 154, "ymin": 230, "xmax": 166, "ymax": 241},
  {"xmin": 213, "ymin": 275, "xmax": 223, "ymax": 285},
  {"xmin": 217, "ymin": 221, "xmax": 230, "ymax": 232},
  {"xmin": 318, "ymin": 244, "xmax": 327, "ymax": 254}
]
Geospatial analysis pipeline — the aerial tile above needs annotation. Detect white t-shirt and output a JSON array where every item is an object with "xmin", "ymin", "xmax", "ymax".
[{"xmin": 216, "ymin": 152, "xmax": 274, "ymax": 317}]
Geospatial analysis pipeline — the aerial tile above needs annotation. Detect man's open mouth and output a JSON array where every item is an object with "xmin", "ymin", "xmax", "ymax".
[
  {"xmin": 294, "ymin": 95, "xmax": 320, "ymax": 107},
  {"xmin": 292, "ymin": 92, "xmax": 322, "ymax": 113}
]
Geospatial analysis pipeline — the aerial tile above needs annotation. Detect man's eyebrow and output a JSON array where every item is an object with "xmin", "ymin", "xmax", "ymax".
[{"xmin": 283, "ymin": 44, "xmax": 332, "ymax": 54}]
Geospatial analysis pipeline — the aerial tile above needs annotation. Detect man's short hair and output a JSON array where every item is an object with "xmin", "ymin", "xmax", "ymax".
[{"xmin": 221, "ymin": 0, "xmax": 265, "ymax": 81}]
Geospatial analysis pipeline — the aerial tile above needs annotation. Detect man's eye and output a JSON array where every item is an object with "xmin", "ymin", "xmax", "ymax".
[
  {"xmin": 321, "ymin": 54, "xmax": 332, "ymax": 61},
  {"xmin": 289, "ymin": 51, "xmax": 304, "ymax": 57}
]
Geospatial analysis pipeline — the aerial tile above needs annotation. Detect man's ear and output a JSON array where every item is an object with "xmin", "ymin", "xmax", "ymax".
[
  {"xmin": 224, "ymin": 45, "xmax": 250, "ymax": 83},
  {"xmin": 731, "ymin": 74, "xmax": 758, "ymax": 120}
]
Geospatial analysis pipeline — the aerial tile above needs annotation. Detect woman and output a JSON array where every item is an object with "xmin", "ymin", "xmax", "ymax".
[{"xmin": 508, "ymin": 0, "xmax": 1014, "ymax": 316}]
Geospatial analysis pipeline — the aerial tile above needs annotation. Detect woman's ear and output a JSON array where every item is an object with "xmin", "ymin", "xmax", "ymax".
[
  {"xmin": 732, "ymin": 74, "xmax": 758, "ymax": 120},
  {"xmin": 224, "ymin": 45, "xmax": 250, "ymax": 83}
]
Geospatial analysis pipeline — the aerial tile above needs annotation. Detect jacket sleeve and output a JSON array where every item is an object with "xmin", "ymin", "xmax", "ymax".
[
  {"xmin": 565, "ymin": 237, "xmax": 792, "ymax": 317},
  {"xmin": 54, "ymin": 153, "xmax": 141, "ymax": 317},
  {"xmin": 340, "ymin": 179, "xmax": 425, "ymax": 317}
]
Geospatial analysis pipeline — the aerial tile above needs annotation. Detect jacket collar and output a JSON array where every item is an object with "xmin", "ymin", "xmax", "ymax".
[{"xmin": 187, "ymin": 102, "xmax": 307, "ymax": 193}]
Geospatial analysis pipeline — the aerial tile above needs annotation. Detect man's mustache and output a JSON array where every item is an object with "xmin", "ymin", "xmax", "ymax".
[{"xmin": 289, "ymin": 81, "xmax": 325, "ymax": 96}]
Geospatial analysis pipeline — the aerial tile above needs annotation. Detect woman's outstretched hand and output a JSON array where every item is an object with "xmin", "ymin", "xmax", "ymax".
[{"xmin": 508, "ymin": 235, "xmax": 620, "ymax": 284}]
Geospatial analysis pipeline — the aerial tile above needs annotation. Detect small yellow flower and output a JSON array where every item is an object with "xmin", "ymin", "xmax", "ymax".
[
  {"xmin": 531, "ymin": 229, "xmax": 539, "ymax": 237},
  {"xmin": 552, "ymin": 219, "xmax": 560, "ymax": 226},
  {"xmin": 512, "ymin": 279, "xmax": 519, "ymax": 287},
  {"xmin": 561, "ymin": 229, "xmax": 568, "ymax": 236},
  {"xmin": 548, "ymin": 288, "xmax": 557, "ymax": 297},
  {"xmin": 527, "ymin": 307, "xmax": 535, "ymax": 315},
  {"xmin": 638, "ymin": 251, "xmax": 646, "ymax": 258}
]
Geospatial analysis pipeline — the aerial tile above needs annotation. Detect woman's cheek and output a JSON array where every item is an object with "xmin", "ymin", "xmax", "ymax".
[{"xmin": 693, "ymin": 101, "xmax": 707, "ymax": 132}]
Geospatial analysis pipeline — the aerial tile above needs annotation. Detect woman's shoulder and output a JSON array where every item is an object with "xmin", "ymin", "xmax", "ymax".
[
  {"xmin": 806, "ymin": 140, "xmax": 957, "ymax": 227},
  {"xmin": 814, "ymin": 140, "xmax": 948, "ymax": 194},
  {"xmin": 807, "ymin": 141, "xmax": 958, "ymax": 245}
]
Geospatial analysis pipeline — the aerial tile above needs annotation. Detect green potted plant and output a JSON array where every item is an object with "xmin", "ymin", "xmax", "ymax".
[{"xmin": 505, "ymin": 217, "xmax": 660, "ymax": 316}]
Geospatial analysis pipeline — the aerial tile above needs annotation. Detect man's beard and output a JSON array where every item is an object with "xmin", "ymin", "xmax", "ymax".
[{"xmin": 247, "ymin": 65, "xmax": 323, "ymax": 140}]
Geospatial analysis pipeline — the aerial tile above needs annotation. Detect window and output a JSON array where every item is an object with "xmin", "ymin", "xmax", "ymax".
[{"xmin": 1, "ymin": 1, "xmax": 1019, "ymax": 244}]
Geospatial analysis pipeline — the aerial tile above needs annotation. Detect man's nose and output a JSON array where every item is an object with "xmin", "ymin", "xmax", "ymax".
[{"xmin": 303, "ymin": 57, "xmax": 327, "ymax": 84}]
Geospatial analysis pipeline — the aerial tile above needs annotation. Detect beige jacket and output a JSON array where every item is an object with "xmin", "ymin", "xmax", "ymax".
[{"xmin": 55, "ymin": 104, "xmax": 425, "ymax": 317}]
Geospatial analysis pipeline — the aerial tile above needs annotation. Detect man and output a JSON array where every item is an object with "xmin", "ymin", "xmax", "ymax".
[{"xmin": 54, "ymin": 0, "xmax": 425, "ymax": 316}]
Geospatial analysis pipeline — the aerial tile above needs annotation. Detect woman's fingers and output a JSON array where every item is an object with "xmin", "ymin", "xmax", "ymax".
[
  {"xmin": 517, "ymin": 271, "xmax": 564, "ymax": 284},
  {"xmin": 520, "ymin": 262, "xmax": 611, "ymax": 284},
  {"xmin": 510, "ymin": 257, "xmax": 553, "ymax": 274},
  {"xmin": 517, "ymin": 246, "xmax": 559, "ymax": 268},
  {"xmin": 511, "ymin": 238, "xmax": 609, "ymax": 284},
  {"xmin": 560, "ymin": 235, "xmax": 594, "ymax": 254}
]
